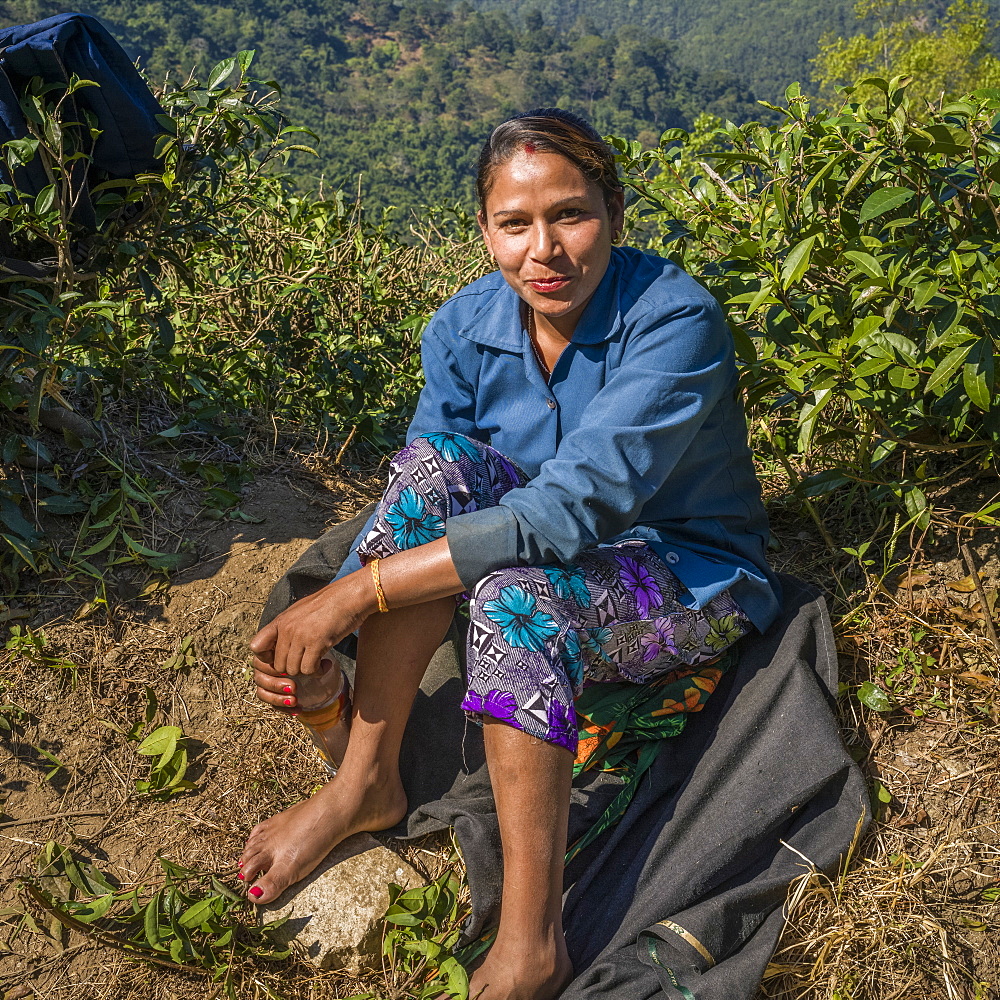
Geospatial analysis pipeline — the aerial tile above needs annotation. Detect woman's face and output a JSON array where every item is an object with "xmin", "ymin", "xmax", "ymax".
[{"xmin": 478, "ymin": 149, "xmax": 624, "ymax": 335}]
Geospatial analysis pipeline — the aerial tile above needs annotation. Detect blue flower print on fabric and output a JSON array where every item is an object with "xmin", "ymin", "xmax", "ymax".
[
  {"xmin": 581, "ymin": 627, "xmax": 614, "ymax": 666},
  {"xmin": 559, "ymin": 631, "xmax": 585, "ymax": 689},
  {"xmin": 421, "ymin": 431, "xmax": 482, "ymax": 464},
  {"xmin": 543, "ymin": 566, "xmax": 592, "ymax": 609},
  {"xmin": 482, "ymin": 585, "xmax": 560, "ymax": 651},
  {"xmin": 384, "ymin": 486, "xmax": 445, "ymax": 550}
]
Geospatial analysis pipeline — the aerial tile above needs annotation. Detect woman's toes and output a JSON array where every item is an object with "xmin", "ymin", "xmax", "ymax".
[
  {"xmin": 248, "ymin": 865, "xmax": 293, "ymax": 904},
  {"xmin": 239, "ymin": 849, "xmax": 269, "ymax": 882}
]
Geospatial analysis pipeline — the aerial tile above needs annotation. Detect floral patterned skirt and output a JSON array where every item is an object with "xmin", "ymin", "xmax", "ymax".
[{"xmin": 356, "ymin": 432, "xmax": 752, "ymax": 754}]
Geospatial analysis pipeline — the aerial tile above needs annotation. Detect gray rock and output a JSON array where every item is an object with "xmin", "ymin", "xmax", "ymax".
[{"xmin": 259, "ymin": 832, "xmax": 424, "ymax": 973}]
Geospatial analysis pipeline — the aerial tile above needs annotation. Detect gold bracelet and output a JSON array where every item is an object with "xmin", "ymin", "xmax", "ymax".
[{"xmin": 370, "ymin": 558, "xmax": 389, "ymax": 613}]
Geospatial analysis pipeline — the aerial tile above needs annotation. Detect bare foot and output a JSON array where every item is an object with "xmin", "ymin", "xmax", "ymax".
[
  {"xmin": 467, "ymin": 930, "xmax": 573, "ymax": 1000},
  {"xmin": 238, "ymin": 767, "xmax": 407, "ymax": 903}
]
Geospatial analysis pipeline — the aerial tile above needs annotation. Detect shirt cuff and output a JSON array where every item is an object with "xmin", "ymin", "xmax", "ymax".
[{"xmin": 446, "ymin": 505, "xmax": 520, "ymax": 590}]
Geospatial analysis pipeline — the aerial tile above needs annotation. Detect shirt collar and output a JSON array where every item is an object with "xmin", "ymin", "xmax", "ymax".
[{"xmin": 455, "ymin": 248, "xmax": 625, "ymax": 350}]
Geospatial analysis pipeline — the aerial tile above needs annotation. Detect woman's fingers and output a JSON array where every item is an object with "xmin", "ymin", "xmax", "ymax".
[
  {"xmin": 255, "ymin": 668, "xmax": 295, "ymax": 695},
  {"xmin": 254, "ymin": 666, "xmax": 297, "ymax": 710},
  {"xmin": 249, "ymin": 622, "xmax": 278, "ymax": 655},
  {"xmin": 298, "ymin": 644, "xmax": 324, "ymax": 676},
  {"xmin": 255, "ymin": 683, "xmax": 298, "ymax": 711},
  {"xmin": 252, "ymin": 651, "xmax": 283, "ymax": 677}
]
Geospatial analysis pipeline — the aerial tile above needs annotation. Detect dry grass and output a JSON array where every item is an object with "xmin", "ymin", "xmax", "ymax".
[
  {"xmin": 757, "ymin": 463, "xmax": 1000, "ymax": 1000},
  {"xmin": 1, "ymin": 440, "xmax": 999, "ymax": 1000}
]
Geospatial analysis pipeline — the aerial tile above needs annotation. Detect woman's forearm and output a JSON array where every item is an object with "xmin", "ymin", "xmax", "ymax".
[
  {"xmin": 250, "ymin": 535, "xmax": 465, "ymax": 675},
  {"xmin": 374, "ymin": 535, "xmax": 465, "ymax": 609}
]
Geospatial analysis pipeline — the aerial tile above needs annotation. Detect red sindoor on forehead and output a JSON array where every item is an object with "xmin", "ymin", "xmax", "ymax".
[{"xmin": 523, "ymin": 141, "xmax": 536, "ymax": 154}]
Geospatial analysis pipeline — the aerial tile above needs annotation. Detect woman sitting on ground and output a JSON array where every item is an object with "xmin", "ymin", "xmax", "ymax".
[{"xmin": 239, "ymin": 108, "xmax": 780, "ymax": 1000}]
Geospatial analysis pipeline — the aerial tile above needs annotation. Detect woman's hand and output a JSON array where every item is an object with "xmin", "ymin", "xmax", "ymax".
[{"xmin": 249, "ymin": 572, "xmax": 376, "ymax": 677}]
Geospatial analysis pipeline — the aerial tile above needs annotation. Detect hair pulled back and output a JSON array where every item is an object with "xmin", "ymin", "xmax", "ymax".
[{"xmin": 476, "ymin": 108, "xmax": 622, "ymax": 213}]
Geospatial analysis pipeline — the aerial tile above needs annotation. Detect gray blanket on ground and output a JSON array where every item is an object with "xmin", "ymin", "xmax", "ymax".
[{"xmin": 260, "ymin": 508, "xmax": 869, "ymax": 999}]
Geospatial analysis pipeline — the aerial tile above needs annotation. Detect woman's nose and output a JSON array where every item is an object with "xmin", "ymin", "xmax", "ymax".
[{"xmin": 530, "ymin": 223, "xmax": 561, "ymax": 261}]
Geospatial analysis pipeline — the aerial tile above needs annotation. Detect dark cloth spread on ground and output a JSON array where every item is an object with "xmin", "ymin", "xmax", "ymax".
[
  {"xmin": 0, "ymin": 13, "xmax": 165, "ymax": 228},
  {"xmin": 260, "ymin": 509, "xmax": 869, "ymax": 999}
]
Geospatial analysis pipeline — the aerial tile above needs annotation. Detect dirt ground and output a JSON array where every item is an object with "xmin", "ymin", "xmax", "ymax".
[{"xmin": 1, "ymin": 459, "xmax": 999, "ymax": 1000}]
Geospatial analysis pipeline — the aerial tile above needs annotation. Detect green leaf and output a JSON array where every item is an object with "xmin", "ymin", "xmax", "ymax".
[
  {"xmin": 438, "ymin": 956, "xmax": 470, "ymax": 996},
  {"xmin": 78, "ymin": 527, "xmax": 119, "ymax": 557},
  {"xmin": 71, "ymin": 893, "xmax": 114, "ymax": 923},
  {"xmin": 859, "ymin": 186, "xmax": 913, "ymax": 224},
  {"xmin": 847, "ymin": 315, "xmax": 884, "ymax": 346},
  {"xmin": 177, "ymin": 898, "xmax": 215, "ymax": 929},
  {"xmin": 924, "ymin": 341, "xmax": 974, "ymax": 395},
  {"xmin": 780, "ymin": 235, "xmax": 816, "ymax": 290},
  {"xmin": 136, "ymin": 725, "xmax": 181, "ymax": 761},
  {"xmin": 903, "ymin": 486, "xmax": 928, "ymax": 526},
  {"xmin": 962, "ymin": 339, "xmax": 995, "ymax": 411},
  {"xmin": 34, "ymin": 184, "xmax": 56, "ymax": 215},
  {"xmin": 797, "ymin": 388, "xmax": 834, "ymax": 453},
  {"xmin": 912, "ymin": 280, "xmax": 939, "ymax": 311},
  {"xmin": 857, "ymin": 681, "xmax": 892, "ymax": 712},
  {"xmin": 37, "ymin": 495, "xmax": 88, "ymax": 516},
  {"xmin": 873, "ymin": 780, "xmax": 893, "ymax": 805},
  {"xmin": 144, "ymin": 895, "xmax": 165, "ymax": 949},
  {"xmin": 236, "ymin": 49, "xmax": 256, "ymax": 76},
  {"xmin": 208, "ymin": 57, "xmax": 237, "ymax": 90},
  {"xmin": 843, "ymin": 251, "xmax": 885, "ymax": 281}
]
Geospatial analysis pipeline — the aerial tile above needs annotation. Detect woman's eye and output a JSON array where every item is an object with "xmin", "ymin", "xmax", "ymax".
[{"xmin": 500, "ymin": 219, "xmax": 527, "ymax": 231}]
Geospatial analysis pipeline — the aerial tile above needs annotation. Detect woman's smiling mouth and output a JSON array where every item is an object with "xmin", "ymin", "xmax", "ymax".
[{"xmin": 526, "ymin": 276, "xmax": 572, "ymax": 293}]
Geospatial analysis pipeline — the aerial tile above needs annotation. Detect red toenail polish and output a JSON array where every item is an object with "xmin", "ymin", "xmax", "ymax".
[
  {"xmin": 237, "ymin": 873, "xmax": 244, "ymax": 880},
  {"xmin": 250, "ymin": 886, "xmax": 263, "ymax": 898},
  {"xmin": 284, "ymin": 698, "xmax": 293, "ymax": 706},
  {"xmin": 282, "ymin": 686, "xmax": 292, "ymax": 694}
]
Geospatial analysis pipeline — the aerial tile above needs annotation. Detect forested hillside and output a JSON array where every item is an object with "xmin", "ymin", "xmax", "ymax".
[
  {"xmin": 471, "ymin": 0, "xmax": 859, "ymax": 102},
  {"xmin": 0, "ymin": 0, "xmax": 760, "ymax": 212},
  {"xmin": 471, "ymin": 0, "xmax": 1000, "ymax": 102}
]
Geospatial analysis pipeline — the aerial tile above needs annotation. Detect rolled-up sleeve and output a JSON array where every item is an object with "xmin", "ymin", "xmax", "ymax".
[{"xmin": 445, "ymin": 299, "xmax": 732, "ymax": 589}]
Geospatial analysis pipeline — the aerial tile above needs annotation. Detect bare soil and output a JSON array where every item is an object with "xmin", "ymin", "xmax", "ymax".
[{"xmin": 0, "ymin": 459, "xmax": 998, "ymax": 1000}]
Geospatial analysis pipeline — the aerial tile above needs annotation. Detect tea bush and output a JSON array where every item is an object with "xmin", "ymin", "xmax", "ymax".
[
  {"xmin": 613, "ymin": 78, "xmax": 1000, "ymax": 528},
  {"xmin": 0, "ymin": 53, "xmax": 484, "ymax": 595}
]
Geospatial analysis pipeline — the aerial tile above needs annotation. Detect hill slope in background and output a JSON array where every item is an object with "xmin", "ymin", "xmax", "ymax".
[
  {"xmin": 3, "ymin": 0, "xmax": 1000, "ymax": 209},
  {"xmin": 469, "ymin": 0, "xmax": 858, "ymax": 102},
  {"xmin": 0, "ymin": 0, "xmax": 761, "ymax": 211},
  {"xmin": 470, "ymin": 0, "xmax": 1000, "ymax": 104}
]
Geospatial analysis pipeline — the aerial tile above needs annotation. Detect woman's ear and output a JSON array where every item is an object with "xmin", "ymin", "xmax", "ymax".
[
  {"xmin": 477, "ymin": 210, "xmax": 494, "ymax": 258},
  {"xmin": 609, "ymin": 190, "xmax": 625, "ymax": 242}
]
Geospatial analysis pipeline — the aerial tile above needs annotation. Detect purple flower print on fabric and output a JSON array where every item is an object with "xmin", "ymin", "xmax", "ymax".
[
  {"xmin": 615, "ymin": 554, "xmax": 663, "ymax": 619},
  {"xmin": 462, "ymin": 688, "xmax": 518, "ymax": 723},
  {"xmin": 546, "ymin": 697, "xmax": 576, "ymax": 752},
  {"xmin": 641, "ymin": 617, "xmax": 679, "ymax": 663}
]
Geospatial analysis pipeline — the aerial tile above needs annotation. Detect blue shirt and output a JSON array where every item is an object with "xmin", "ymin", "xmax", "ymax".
[{"xmin": 405, "ymin": 246, "xmax": 781, "ymax": 633}]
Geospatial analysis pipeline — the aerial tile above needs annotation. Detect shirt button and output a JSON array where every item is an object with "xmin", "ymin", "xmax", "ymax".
[
  {"xmin": 665, "ymin": 551, "xmax": 680, "ymax": 565},
  {"xmin": 546, "ymin": 398, "xmax": 556, "ymax": 409}
]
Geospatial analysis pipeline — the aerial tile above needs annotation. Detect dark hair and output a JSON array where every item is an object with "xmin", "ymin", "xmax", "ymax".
[{"xmin": 476, "ymin": 108, "xmax": 622, "ymax": 212}]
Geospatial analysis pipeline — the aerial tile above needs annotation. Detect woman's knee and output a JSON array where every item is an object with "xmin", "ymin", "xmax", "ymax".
[
  {"xmin": 393, "ymin": 432, "xmax": 483, "ymax": 471},
  {"xmin": 469, "ymin": 564, "xmax": 546, "ymax": 605}
]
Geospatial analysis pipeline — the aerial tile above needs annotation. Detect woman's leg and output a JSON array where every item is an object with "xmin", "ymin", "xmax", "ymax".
[
  {"xmin": 469, "ymin": 720, "xmax": 574, "ymax": 1000},
  {"xmin": 242, "ymin": 433, "xmax": 525, "ymax": 902},
  {"xmin": 240, "ymin": 597, "xmax": 454, "ymax": 902}
]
